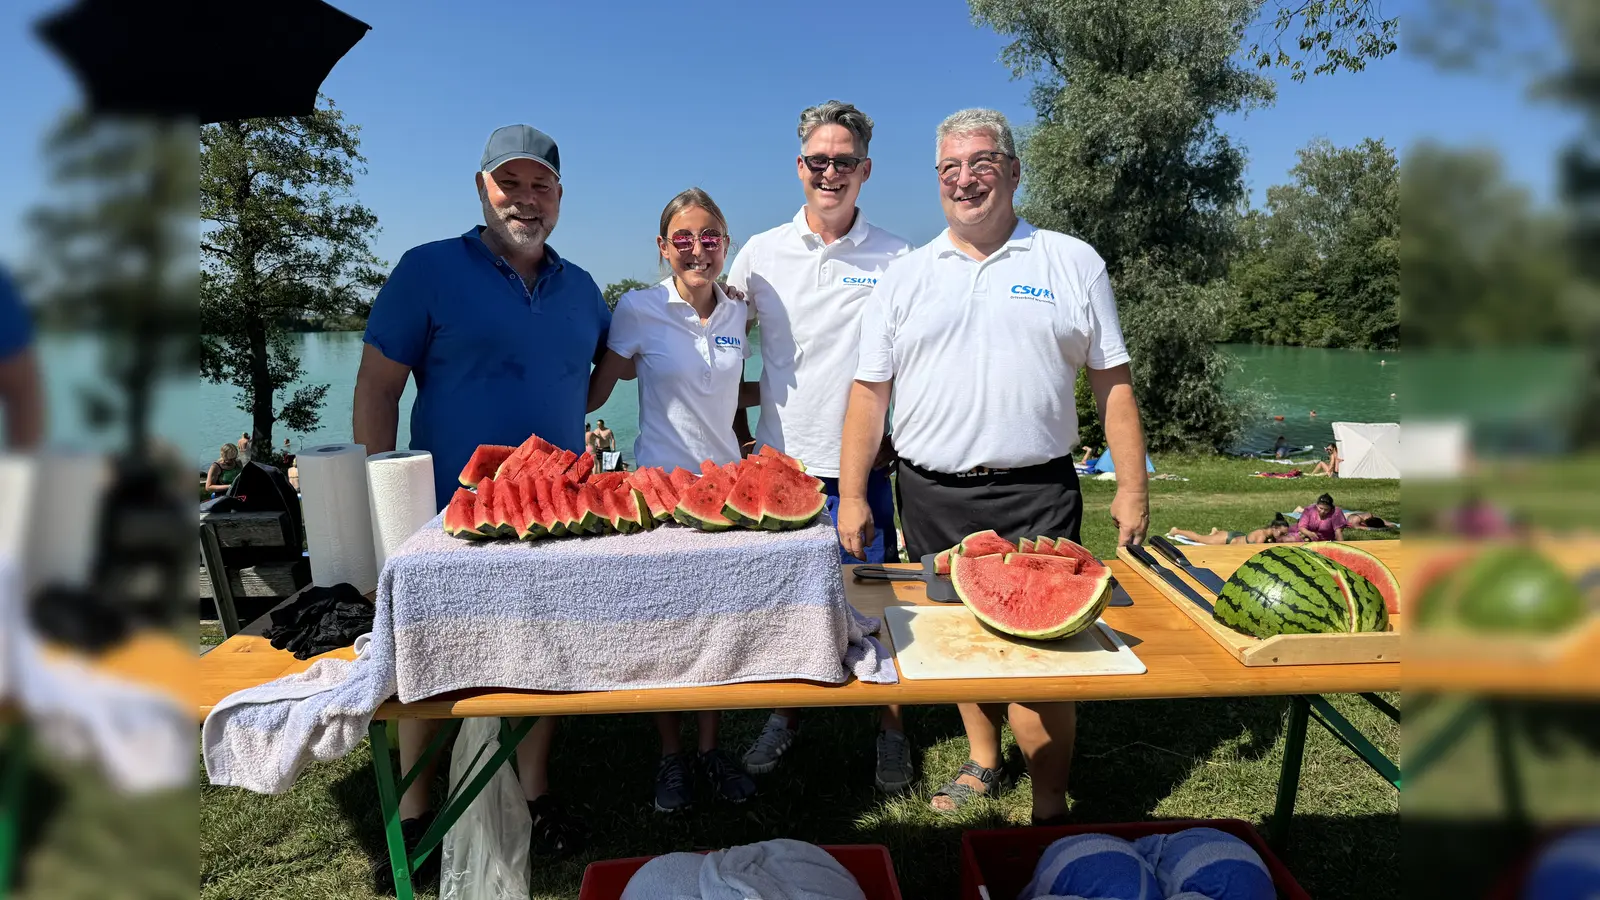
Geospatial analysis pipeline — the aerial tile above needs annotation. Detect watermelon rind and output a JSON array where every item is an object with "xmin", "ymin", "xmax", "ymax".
[
  {"xmin": 1303, "ymin": 542, "xmax": 1401, "ymax": 614},
  {"xmin": 951, "ymin": 554, "xmax": 1112, "ymax": 640},
  {"xmin": 1214, "ymin": 546, "xmax": 1352, "ymax": 638},
  {"xmin": 1314, "ymin": 555, "xmax": 1391, "ymax": 633},
  {"xmin": 1018, "ymin": 538, "xmax": 1037, "ymax": 554},
  {"xmin": 1455, "ymin": 547, "xmax": 1583, "ymax": 634}
]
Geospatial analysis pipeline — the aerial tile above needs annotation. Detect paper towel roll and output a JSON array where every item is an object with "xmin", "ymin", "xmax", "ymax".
[
  {"xmin": 298, "ymin": 443, "xmax": 379, "ymax": 593},
  {"xmin": 0, "ymin": 454, "xmax": 36, "ymax": 566},
  {"xmin": 25, "ymin": 451, "xmax": 111, "ymax": 592},
  {"xmin": 366, "ymin": 450, "xmax": 436, "ymax": 573}
]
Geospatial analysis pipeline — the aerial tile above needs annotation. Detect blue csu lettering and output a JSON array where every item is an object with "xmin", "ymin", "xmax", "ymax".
[
  {"xmin": 714, "ymin": 335, "xmax": 742, "ymax": 348},
  {"xmin": 842, "ymin": 276, "xmax": 877, "ymax": 286},
  {"xmin": 1011, "ymin": 284, "xmax": 1054, "ymax": 300}
]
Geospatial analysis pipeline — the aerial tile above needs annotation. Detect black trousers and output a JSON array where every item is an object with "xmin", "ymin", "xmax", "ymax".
[{"xmin": 897, "ymin": 457, "xmax": 1084, "ymax": 559}]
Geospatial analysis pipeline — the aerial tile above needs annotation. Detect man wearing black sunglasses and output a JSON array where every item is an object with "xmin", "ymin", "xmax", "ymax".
[
  {"xmin": 841, "ymin": 108, "xmax": 1150, "ymax": 826},
  {"xmin": 727, "ymin": 101, "xmax": 917, "ymax": 795}
]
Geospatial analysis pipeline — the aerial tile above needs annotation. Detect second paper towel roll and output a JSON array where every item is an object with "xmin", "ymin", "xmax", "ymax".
[
  {"xmin": 367, "ymin": 450, "xmax": 436, "ymax": 572},
  {"xmin": 298, "ymin": 443, "xmax": 379, "ymax": 593}
]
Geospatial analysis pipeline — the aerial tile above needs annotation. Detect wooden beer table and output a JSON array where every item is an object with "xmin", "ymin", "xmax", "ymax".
[{"xmin": 194, "ymin": 558, "xmax": 1402, "ymax": 900}]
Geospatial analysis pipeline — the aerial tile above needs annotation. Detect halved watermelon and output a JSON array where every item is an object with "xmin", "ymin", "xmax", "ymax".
[
  {"xmin": 1302, "ymin": 542, "xmax": 1401, "ymax": 613},
  {"xmin": 459, "ymin": 445, "xmax": 516, "ymax": 488},
  {"xmin": 443, "ymin": 487, "xmax": 483, "ymax": 539},
  {"xmin": 958, "ymin": 529, "xmax": 1018, "ymax": 559},
  {"xmin": 675, "ymin": 467, "xmax": 739, "ymax": 531},
  {"xmin": 952, "ymin": 553, "xmax": 1112, "ymax": 640},
  {"xmin": 1003, "ymin": 552, "xmax": 1081, "ymax": 574}
]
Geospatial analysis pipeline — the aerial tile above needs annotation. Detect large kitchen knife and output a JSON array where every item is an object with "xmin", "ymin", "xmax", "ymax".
[
  {"xmin": 1125, "ymin": 543, "xmax": 1215, "ymax": 615},
  {"xmin": 1148, "ymin": 535, "xmax": 1228, "ymax": 595}
]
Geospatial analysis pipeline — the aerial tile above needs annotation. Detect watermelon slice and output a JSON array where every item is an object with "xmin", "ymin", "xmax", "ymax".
[
  {"xmin": 491, "ymin": 478, "xmax": 521, "ymax": 538},
  {"xmin": 951, "ymin": 553, "xmax": 1112, "ymax": 640},
  {"xmin": 958, "ymin": 530, "xmax": 1017, "ymax": 559},
  {"xmin": 759, "ymin": 444, "xmax": 807, "ymax": 472},
  {"xmin": 459, "ymin": 444, "xmax": 516, "ymax": 488},
  {"xmin": 495, "ymin": 433, "xmax": 555, "ymax": 481},
  {"xmin": 520, "ymin": 478, "xmax": 560, "ymax": 538},
  {"xmin": 700, "ymin": 459, "xmax": 722, "ymax": 477},
  {"xmin": 668, "ymin": 467, "xmax": 699, "ymax": 497},
  {"xmin": 565, "ymin": 452, "xmax": 595, "ymax": 483},
  {"xmin": 550, "ymin": 480, "xmax": 582, "ymax": 534},
  {"xmin": 575, "ymin": 483, "xmax": 608, "ymax": 534},
  {"xmin": 530, "ymin": 477, "xmax": 568, "ymax": 537},
  {"xmin": 443, "ymin": 487, "xmax": 483, "ymax": 539},
  {"xmin": 1003, "ymin": 552, "xmax": 1081, "ymax": 574},
  {"xmin": 756, "ymin": 464, "xmax": 826, "ymax": 530},
  {"xmin": 647, "ymin": 467, "xmax": 681, "ymax": 516},
  {"xmin": 1049, "ymin": 537, "xmax": 1106, "ymax": 573},
  {"xmin": 1302, "ymin": 542, "xmax": 1401, "ymax": 613},
  {"xmin": 1018, "ymin": 537, "xmax": 1037, "ymax": 554},
  {"xmin": 472, "ymin": 477, "xmax": 500, "ymax": 536},
  {"xmin": 675, "ymin": 467, "xmax": 739, "ymax": 531},
  {"xmin": 933, "ymin": 549, "xmax": 953, "ymax": 576},
  {"xmin": 1032, "ymin": 537, "xmax": 1057, "ymax": 553},
  {"xmin": 723, "ymin": 464, "xmax": 767, "ymax": 528},
  {"xmin": 592, "ymin": 472, "xmax": 629, "ymax": 491},
  {"xmin": 612, "ymin": 487, "xmax": 648, "ymax": 533}
]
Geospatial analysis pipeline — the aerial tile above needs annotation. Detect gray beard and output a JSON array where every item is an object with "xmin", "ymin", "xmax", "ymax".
[{"xmin": 480, "ymin": 195, "xmax": 552, "ymax": 252}]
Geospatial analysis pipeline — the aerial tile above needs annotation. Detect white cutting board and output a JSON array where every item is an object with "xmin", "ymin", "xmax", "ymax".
[{"xmin": 884, "ymin": 605, "xmax": 1146, "ymax": 680}]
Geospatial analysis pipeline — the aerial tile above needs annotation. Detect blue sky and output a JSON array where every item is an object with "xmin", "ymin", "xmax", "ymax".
[{"xmin": 0, "ymin": 0, "xmax": 1580, "ymax": 289}]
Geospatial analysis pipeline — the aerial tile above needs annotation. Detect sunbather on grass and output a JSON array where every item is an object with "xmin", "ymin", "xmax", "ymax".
[{"xmin": 1168, "ymin": 515, "xmax": 1293, "ymax": 545}]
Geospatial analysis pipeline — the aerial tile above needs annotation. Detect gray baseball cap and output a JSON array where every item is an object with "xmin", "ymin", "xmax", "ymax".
[{"xmin": 480, "ymin": 124, "xmax": 560, "ymax": 179}]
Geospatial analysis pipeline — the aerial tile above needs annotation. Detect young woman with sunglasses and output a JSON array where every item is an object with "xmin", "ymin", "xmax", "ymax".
[{"xmin": 586, "ymin": 187, "xmax": 757, "ymax": 812}]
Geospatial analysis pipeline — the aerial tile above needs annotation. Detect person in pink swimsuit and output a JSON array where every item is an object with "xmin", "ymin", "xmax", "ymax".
[{"xmin": 1298, "ymin": 493, "xmax": 1348, "ymax": 542}]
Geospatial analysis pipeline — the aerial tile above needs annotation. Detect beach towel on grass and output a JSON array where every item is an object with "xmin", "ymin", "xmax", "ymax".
[{"xmin": 203, "ymin": 513, "xmax": 895, "ymax": 794}]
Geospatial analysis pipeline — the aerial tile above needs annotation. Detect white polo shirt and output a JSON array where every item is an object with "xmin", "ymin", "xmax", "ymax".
[
  {"xmin": 608, "ymin": 277, "xmax": 750, "ymax": 471},
  {"xmin": 855, "ymin": 220, "xmax": 1130, "ymax": 474},
  {"xmin": 727, "ymin": 207, "xmax": 912, "ymax": 478}
]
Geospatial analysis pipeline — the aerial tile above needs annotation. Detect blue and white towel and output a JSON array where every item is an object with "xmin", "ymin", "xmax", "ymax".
[
  {"xmin": 203, "ymin": 513, "xmax": 896, "ymax": 795},
  {"xmin": 1523, "ymin": 827, "xmax": 1600, "ymax": 900},
  {"xmin": 622, "ymin": 838, "xmax": 867, "ymax": 900},
  {"xmin": 1021, "ymin": 827, "xmax": 1274, "ymax": 900}
]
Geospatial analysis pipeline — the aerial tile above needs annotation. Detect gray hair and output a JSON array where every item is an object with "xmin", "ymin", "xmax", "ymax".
[
  {"xmin": 935, "ymin": 108, "xmax": 1016, "ymax": 160},
  {"xmin": 798, "ymin": 101, "xmax": 874, "ymax": 156}
]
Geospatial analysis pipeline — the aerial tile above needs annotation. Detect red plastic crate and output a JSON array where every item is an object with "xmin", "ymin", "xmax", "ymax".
[
  {"xmin": 579, "ymin": 843, "xmax": 903, "ymax": 900},
  {"xmin": 959, "ymin": 818, "xmax": 1311, "ymax": 900}
]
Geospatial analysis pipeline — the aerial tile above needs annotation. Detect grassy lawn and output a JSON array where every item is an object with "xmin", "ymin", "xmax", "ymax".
[{"xmin": 189, "ymin": 454, "xmax": 1401, "ymax": 899}]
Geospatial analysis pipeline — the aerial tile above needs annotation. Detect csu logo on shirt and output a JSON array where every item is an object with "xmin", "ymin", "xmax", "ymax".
[
  {"xmin": 1011, "ymin": 284, "xmax": 1055, "ymax": 301},
  {"xmin": 714, "ymin": 335, "xmax": 742, "ymax": 348},
  {"xmin": 842, "ymin": 276, "xmax": 878, "ymax": 286}
]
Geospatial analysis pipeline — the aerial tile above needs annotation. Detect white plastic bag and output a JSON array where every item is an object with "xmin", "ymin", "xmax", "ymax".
[{"xmin": 439, "ymin": 717, "xmax": 532, "ymax": 900}]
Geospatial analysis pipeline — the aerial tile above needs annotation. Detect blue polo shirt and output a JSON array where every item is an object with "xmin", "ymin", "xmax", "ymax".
[
  {"xmin": 364, "ymin": 227, "xmax": 610, "ymax": 509},
  {"xmin": 0, "ymin": 267, "xmax": 33, "ymax": 361}
]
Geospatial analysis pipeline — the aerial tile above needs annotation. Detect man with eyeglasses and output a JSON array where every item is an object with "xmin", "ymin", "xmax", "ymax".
[
  {"xmin": 354, "ymin": 123, "xmax": 605, "ymax": 875},
  {"xmin": 726, "ymin": 101, "xmax": 917, "ymax": 794},
  {"xmin": 840, "ymin": 108, "xmax": 1149, "ymax": 825}
]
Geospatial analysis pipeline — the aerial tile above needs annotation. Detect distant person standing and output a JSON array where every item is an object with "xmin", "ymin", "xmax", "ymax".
[
  {"xmin": 724, "ymin": 100, "xmax": 915, "ymax": 795},
  {"xmin": 594, "ymin": 419, "xmax": 615, "ymax": 452},
  {"xmin": 237, "ymin": 432, "xmax": 252, "ymax": 462},
  {"xmin": 353, "ymin": 123, "xmax": 607, "ymax": 868},
  {"xmin": 0, "ymin": 266, "xmax": 43, "ymax": 450},
  {"xmin": 584, "ymin": 422, "xmax": 600, "ymax": 471}
]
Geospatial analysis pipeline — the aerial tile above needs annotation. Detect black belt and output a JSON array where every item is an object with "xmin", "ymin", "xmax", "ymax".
[{"xmin": 901, "ymin": 456, "xmax": 1077, "ymax": 484}]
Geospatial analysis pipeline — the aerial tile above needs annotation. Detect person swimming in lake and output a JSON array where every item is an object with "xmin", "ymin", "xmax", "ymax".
[{"xmin": 1168, "ymin": 514, "xmax": 1293, "ymax": 546}]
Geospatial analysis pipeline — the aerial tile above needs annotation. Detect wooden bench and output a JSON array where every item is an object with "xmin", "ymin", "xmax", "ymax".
[{"xmin": 198, "ymin": 510, "xmax": 309, "ymax": 637}]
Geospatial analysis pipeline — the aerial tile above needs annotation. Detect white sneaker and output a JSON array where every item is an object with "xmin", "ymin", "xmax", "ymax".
[{"xmin": 741, "ymin": 713, "xmax": 797, "ymax": 774}]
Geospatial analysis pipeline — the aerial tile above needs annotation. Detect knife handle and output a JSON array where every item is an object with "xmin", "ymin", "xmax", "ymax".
[
  {"xmin": 1147, "ymin": 535, "xmax": 1184, "ymax": 565},
  {"xmin": 1125, "ymin": 543, "xmax": 1163, "ymax": 570}
]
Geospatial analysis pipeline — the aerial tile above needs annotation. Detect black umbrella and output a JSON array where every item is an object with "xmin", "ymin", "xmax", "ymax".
[{"xmin": 36, "ymin": 0, "xmax": 371, "ymax": 123}]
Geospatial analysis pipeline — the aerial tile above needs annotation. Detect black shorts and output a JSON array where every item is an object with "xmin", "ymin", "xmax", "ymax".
[{"xmin": 897, "ymin": 457, "xmax": 1084, "ymax": 558}]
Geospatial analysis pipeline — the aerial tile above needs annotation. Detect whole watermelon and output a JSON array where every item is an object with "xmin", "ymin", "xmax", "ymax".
[
  {"xmin": 1214, "ymin": 546, "xmax": 1353, "ymax": 638},
  {"xmin": 1455, "ymin": 547, "xmax": 1582, "ymax": 634}
]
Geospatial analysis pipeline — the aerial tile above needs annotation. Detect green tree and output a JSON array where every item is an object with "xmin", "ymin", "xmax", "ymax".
[
  {"xmin": 970, "ymin": 0, "xmax": 1274, "ymax": 450},
  {"xmin": 25, "ymin": 112, "xmax": 196, "ymax": 453},
  {"xmin": 200, "ymin": 97, "xmax": 384, "ymax": 452},
  {"xmin": 602, "ymin": 278, "xmax": 650, "ymax": 311},
  {"xmin": 1247, "ymin": 0, "xmax": 1399, "ymax": 82},
  {"xmin": 1227, "ymin": 137, "xmax": 1399, "ymax": 349}
]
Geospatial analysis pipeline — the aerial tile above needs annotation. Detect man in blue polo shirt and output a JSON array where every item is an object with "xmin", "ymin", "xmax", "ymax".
[
  {"xmin": 353, "ymin": 124, "xmax": 606, "ymax": 872},
  {"xmin": 0, "ymin": 266, "xmax": 43, "ymax": 450}
]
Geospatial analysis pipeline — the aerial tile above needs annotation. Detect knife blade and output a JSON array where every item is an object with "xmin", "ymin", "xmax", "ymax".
[
  {"xmin": 1148, "ymin": 535, "xmax": 1228, "ymax": 595},
  {"xmin": 1126, "ymin": 544, "xmax": 1216, "ymax": 615}
]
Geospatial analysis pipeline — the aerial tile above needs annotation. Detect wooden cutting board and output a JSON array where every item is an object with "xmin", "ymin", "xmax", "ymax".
[{"xmin": 884, "ymin": 605, "xmax": 1146, "ymax": 680}]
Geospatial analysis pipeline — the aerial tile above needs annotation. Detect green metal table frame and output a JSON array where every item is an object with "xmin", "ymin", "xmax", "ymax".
[{"xmin": 1268, "ymin": 692, "xmax": 1401, "ymax": 851}]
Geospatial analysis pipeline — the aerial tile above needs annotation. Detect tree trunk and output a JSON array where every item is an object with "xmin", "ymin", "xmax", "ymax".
[{"xmin": 247, "ymin": 319, "xmax": 273, "ymax": 454}]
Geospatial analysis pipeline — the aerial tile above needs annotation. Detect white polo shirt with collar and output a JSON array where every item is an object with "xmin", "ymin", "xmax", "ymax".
[
  {"xmin": 608, "ymin": 276, "xmax": 750, "ymax": 471},
  {"xmin": 726, "ymin": 206, "xmax": 912, "ymax": 478},
  {"xmin": 855, "ymin": 219, "xmax": 1130, "ymax": 475}
]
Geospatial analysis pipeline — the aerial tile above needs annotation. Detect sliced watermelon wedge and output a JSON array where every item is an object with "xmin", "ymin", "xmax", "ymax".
[
  {"xmin": 958, "ymin": 529, "xmax": 1018, "ymax": 558},
  {"xmin": 675, "ymin": 467, "xmax": 738, "ymax": 531},
  {"xmin": 495, "ymin": 433, "xmax": 555, "ymax": 482},
  {"xmin": 459, "ymin": 444, "xmax": 517, "ymax": 488},
  {"xmin": 443, "ymin": 487, "xmax": 483, "ymax": 539}
]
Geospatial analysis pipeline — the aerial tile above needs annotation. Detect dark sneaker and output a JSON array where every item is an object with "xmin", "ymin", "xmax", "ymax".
[
  {"xmin": 742, "ymin": 713, "xmax": 798, "ymax": 775},
  {"xmin": 875, "ymin": 729, "xmax": 914, "ymax": 794},
  {"xmin": 700, "ymin": 747, "xmax": 757, "ymax": 803},
  {"xmin": 528, "ymin": 794, "xmax": 587, "ymax": 857},
  {"xmin": 397, "ymin": 813, "xmax": 440, "ymax": 888},
  {"xmin": 654, "ymin": 752, "xmax": 695, "ymax": 812}
]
